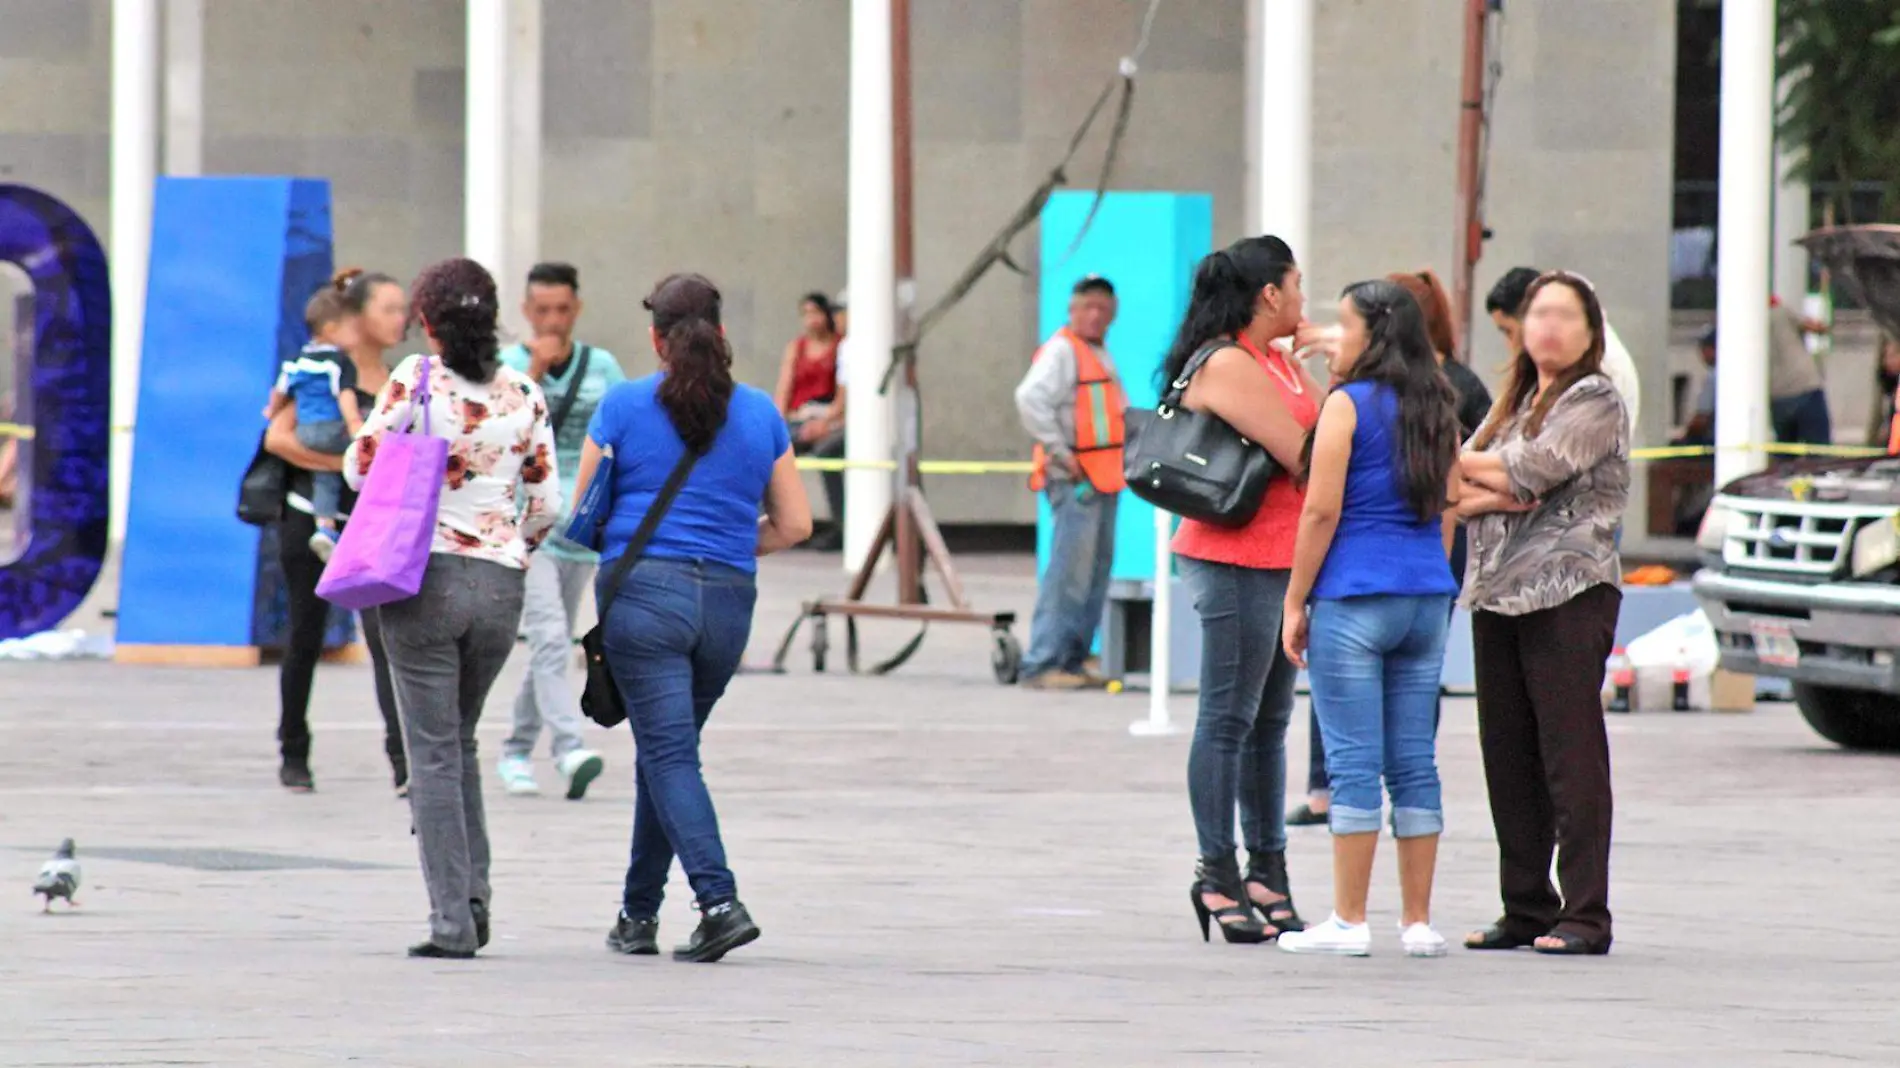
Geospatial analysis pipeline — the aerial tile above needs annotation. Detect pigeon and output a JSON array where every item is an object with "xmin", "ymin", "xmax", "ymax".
[{"xmin": 32, "ymin": 838, "xmax": 80, "ymax": 912}]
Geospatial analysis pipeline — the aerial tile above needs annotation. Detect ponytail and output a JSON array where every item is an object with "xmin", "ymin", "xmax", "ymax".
[
  {"xmin": 1159, "ymin": 235, "xmax": 1297, "ymax": 389},
  {"xmin": 645, "ymin": 273, "xmax": 734, "ymax": 453}
]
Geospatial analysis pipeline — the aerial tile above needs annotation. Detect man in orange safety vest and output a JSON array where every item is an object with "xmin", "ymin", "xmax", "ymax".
[{"xmin": 1013, "ymin": 275, "xmax": 1126, "ymax": 690}]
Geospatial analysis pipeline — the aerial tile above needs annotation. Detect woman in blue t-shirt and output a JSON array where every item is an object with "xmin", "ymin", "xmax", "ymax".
[
  {"xmin": 572, "ymin": 273, "xmax": 811, "ymax": 964},
  {"xmin": 1276, "ymin": 279, "xmax": 1464, "ymax": 959}
]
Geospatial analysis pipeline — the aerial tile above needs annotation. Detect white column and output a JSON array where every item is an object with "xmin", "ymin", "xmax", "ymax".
[
  {"xmin": 1247, "ymin": 0, "xmax": 1314, "ymax": 259},
  {"xmin": 464, "ymin": 0, "xmax": 510, "ymax": 294},
  {"xmin": 110, "ymin": 0, "xmax": 160, "ymax": 544},
  {"xmin": 1715, "ymin": 0, "xmax": 1777, "ymax": 488},
  {"xmin": 161, "ymin": 0, "xmax": 204, "ymax": 177},
  {"xmin": 844, "ymin": 0, "xmax": 896, "ymax": 573},
  {"xmin": 503, "ymin": 0, "xmax": 541, "ymax": 337}
]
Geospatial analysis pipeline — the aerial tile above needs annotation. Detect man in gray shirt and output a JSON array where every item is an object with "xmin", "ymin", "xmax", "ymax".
[{"xmin": 1013, "ymin": 276, "xmax": 1127, "ymax": 690}]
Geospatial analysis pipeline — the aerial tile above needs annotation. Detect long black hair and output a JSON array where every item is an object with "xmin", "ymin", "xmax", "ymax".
[
  {"xmin": 1159, "ymin": 235, "xmax": 1297, "ymax": 389},
  {"xmin": 646, "ymin": 273, "xmax": 734, "ymax": 453},
  {"xmin": 408, "ymin": 257, "xmax": 500, "ymax": 383},
  {"xmin": 1329, "ymin": 279, "xmax": 1462, "ymax": 522},
  {"xmin": 800, "ymin": 291, "xmax": 837, "ymax": 337}
]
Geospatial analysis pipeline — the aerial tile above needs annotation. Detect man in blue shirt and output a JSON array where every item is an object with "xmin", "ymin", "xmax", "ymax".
[{"xmin": 497, "ymin": 262, "xmax": 625, "ymax": 800}]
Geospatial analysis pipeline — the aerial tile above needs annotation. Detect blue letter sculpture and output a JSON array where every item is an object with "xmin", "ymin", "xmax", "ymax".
[{"xmin": 0, "ymin": 185, "xmax": 112, "ymax": 641}]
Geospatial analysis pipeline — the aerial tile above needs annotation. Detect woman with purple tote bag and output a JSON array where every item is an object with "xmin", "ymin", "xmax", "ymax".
[{"xmin": 338, "ymin": 258, "xmax": 561, "ymax": 959}]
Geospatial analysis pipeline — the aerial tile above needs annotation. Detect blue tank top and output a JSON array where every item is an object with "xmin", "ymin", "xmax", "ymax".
[{"xmin": 1311, "ymin": 382, "xmax": 1458, "ymax": 601}]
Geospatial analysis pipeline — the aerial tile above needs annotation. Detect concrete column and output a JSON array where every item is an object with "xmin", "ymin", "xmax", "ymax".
[
  {"xmin": 1715, "ymin": 0, "xmax": 1777, "ymax": 488},
  {"xmin": 1772, "ymin": 74, "xmax": 1809, "ymax": 308},
  {"xmin": 1246, "ymin": 0, "xmax": 1313, "ymax": 261},
  {"xmin": 110, "ymin": 0, "xmax": 160, "ymax": 544},
  {"xmin": 464, "ymin": 0, "xmax": 510, "ymax": 298},
  {"xmin": 503, "ymin": 0, "xmax": 541, "ymax": 337},
  {"xmin": 844, "ymin": 0, "xmax": 896, "ymax": 573},
  {"xmin": 162, "ymin": 0, "xmax": 204, "ymax": 177}
]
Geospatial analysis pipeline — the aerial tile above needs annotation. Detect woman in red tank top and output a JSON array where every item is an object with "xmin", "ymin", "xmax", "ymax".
[
  {"xmin": 1167, "ymin": 236, "xmax": 1323, "ymax": 945},
  {"xmin": 774, "ymin": 291, "xmax": 841, "ymax": 428}
]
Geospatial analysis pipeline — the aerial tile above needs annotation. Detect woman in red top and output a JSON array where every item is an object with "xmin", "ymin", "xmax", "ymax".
[
  {"xmin": 772, "ymin": 292, "xmax": 846, "ymax": 544},
  {"xmin": 1170, "ymin": 235, "xmax": 1323, "ymax": 944}
]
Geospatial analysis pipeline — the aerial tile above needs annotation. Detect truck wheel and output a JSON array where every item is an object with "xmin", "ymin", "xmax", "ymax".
[{"xmin": 1791, "ymin": 684, "xmax": 1900, "ymax": 752}]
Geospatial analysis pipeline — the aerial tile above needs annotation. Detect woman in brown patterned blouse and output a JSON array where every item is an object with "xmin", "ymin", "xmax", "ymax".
[{"xmin": 1455, "ymin": 271, "xmax": 1629, "ymax": 957}]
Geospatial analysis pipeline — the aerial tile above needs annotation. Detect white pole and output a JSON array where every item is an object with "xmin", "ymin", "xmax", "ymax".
[
  {"xmin": 1130, "ymin": 506, "xmax": 1178, "ymax": 737},
  {"xmin": 161, "ymin": 0, "xmax": 203, "ymax": 178},
  {"xmin": 844, "ymin": 0, "xmax": 896, "ymax": 573},
  {"xmin": 1249, "ymin": 0, "xmax": 1313, "ymax": 258},
  {"xmin": 503, "ymin": 0, "xmax": 542, "ymax": 340},
  {"xmin": 110, "ymin": 0, "xmax": 159, "ymax": 545},
  {"xmin": 464, "ymin": 0, "xmax": 510, "ymax": 287},
  {"xmin": 1714, "ymin": 0, "xmax": 1776, "ymax": 489}
]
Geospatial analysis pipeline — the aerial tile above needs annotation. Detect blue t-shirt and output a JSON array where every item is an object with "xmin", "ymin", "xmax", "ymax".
[
  {"xmin": 586, "ymin": 375, "xmax": 789, "ymax": 573},
  {"xmin": 274, "ymin": 343, "xmax": 355, "ymax": 424},
  {"xmin": 1311, "ymin": 382, "xmax": 1458, "ymax": 601}
]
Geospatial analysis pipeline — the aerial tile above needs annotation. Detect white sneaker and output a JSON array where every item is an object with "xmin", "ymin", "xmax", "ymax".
[
  {"xmin": 1277, "ymin": 913, "xmax": 1372, "ymax": 956},
  {"xmin": 497, "ymin": 755, "xmax": 539, "ymax": 796},
  {"xmin": 556, "ymin": 749, "xmax": 605, "ymax": 801},
  {"xmin": 1400, "ymin": 922, "xmax": 1448, "ymax": 958}
]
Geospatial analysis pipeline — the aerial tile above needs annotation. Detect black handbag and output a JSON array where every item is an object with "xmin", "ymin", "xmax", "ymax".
[
  {"xmin": 1121, "ymin": 341, "xmax": 1280, "ymax": 527},
  {"xmin": 236, "ymin": 431, "xmax": 290, "ymax": 527},
  {"xmin": 579, "ymin": 446, "xmax": 703, "ymax": 728}
]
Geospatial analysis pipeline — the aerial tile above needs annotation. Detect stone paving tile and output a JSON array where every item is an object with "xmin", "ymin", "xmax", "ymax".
[{"xmin": 2, "ymin": 552, "xmax": 1898, "ymax": 1066}]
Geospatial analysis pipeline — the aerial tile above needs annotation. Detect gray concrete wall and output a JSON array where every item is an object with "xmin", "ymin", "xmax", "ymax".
[{"xmin": 0, "ymin": 0, "xmax": 1682, "ymax": 526}]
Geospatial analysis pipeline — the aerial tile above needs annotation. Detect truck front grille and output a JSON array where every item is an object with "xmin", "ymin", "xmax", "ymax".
[{"xmin": 1720, "ymin": 499, "xmax": 1893, "ymax": 577}]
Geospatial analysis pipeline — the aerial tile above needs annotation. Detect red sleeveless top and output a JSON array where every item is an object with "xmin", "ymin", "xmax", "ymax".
[
  {"xmin": 1170, "ymin": 337, "xmax": 1319, "ymax": 571},
  {"xmin": 787, "ymin": 337, "xmax": 838, "ymax": 412}
]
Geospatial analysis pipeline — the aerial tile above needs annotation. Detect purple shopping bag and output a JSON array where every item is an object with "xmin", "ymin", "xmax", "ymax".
[{"xmin": 316, "ymin": 356, "xmax": 447, "ymax": 610}]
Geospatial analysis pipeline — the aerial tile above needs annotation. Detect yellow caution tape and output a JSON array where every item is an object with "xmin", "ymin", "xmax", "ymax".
[
  {"xmin": 796, "ymin": 457, "xmax": 1034, "ymax": 475},
  {"xmin": 1629, "ymin": 442, "xmax": 1888, "ymax": 460},
  {"xmin": 0, "ymin": 422, "xmax": 138, "ymax": 441}
]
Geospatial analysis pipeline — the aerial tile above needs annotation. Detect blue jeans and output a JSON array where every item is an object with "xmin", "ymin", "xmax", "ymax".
[
  {"xmin": 296, "ymin": 418, "xmax": 350, "ymax": 521},
  {"xmin": 600, "ymin": 558, "xmax": 756, "ymax": 917},
  {"xmin": 1183, "ymin": 559, "xmax": 1298, "ymax": 859},
  {"xmin": 1306, "ymin": 594, "xmax": 1452, "ymax": 838},
  {"xmin": 1306, "ymin": 527, "xmax": 1467, "ymax": 796},
  {"xmin": 1021, "ymin": 482, "xmax": 1118, "ymax": 678},
  {"xmin": 1771, "ymin": 388, "xmax": 1832, "ymax": 447}
]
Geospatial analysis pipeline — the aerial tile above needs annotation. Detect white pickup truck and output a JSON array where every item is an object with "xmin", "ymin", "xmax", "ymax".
[{"xmin": 1691, "ymin": 224, "xmax": 1900, "ymax": 751}]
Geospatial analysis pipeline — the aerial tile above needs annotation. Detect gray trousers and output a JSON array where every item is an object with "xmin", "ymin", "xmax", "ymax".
[
  {"xmin": 503, "ymin": 552, "xmax": 593, "ymax": 760},
  {"xmin": 378, "ymin": 553, "xmax": 526, "ymax": 952}
]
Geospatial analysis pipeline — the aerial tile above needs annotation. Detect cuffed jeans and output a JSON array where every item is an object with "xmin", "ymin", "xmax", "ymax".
[
  {"xmin": 1183, "ymin": 558, "xmax": 1298, "ymax": 859},
  {"xmin": 1021, "ymin": 481, "xmax": 1118, "ymax": 679},
  {"xmin": 503, "ymin": 552, "xmax": 593, "ymax": 761},
  {"xmin": 601, "ymin": 558, "xmax": 755, "ymax": 917},
  {"xmin": 1306, "ymin": 594, "xmax": 1452, "ymax": 838},
  {"xmin": 379, "ymin": 553, "xmax": 527, "ymax": 952}
]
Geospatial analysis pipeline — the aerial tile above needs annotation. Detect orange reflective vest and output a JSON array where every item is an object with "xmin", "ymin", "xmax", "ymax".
[
  {"xmin": 1889, "ymin": 383, "xmax": 1900, "ymax": 455},
  {"xmin": 1029, "ymin": 328, "xmax": 1128, "ymax": 494}
]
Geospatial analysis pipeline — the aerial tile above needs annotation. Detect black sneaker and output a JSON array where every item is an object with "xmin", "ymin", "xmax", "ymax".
[
  {"xmin": 471, "ymin": 899, "xmax": 490, "ymax": 949},
  {"xmin": 672, "ymin": 900, "xmax": 759, "ymax": 963},
  {"xmin": 279, "ymin": 761, "xmax": 315, "ymax": 793},
  {"xmin": 606, "ymin": 913, "xmax": 659, "ymax": 956}
]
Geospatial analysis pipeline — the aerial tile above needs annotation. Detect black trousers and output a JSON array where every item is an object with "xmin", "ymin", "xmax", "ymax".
[
  {"xmin": 1470, "ymin": 583, "xmax": 1621, "ymax": 946},
  {"xmin": 277, "ymin": 508, "xmax": 404, "ymax": 780}
]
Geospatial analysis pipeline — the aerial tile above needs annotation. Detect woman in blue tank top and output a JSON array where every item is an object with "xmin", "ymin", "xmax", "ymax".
[{"xmin": 1276, "ymin": 279, "xmax": 1464, "ymax": 959}]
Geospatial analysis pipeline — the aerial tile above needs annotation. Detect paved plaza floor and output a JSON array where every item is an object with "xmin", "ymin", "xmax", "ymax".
[{"xmin": 3, "ymin": 552, "xmax": 1898, "ymax": 1066}]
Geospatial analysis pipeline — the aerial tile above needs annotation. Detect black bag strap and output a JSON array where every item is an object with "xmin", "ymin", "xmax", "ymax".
[
  {"xmin": 549, "ymin": 344, "xmax": 592, "ymax": 436},
  {"xmin": 1158, "ymin": 340, "xmax": 1231, "ymax": 410},
  {"xmin": 595, "ymin": 445, "xmax": 702, "ymax": 612}
]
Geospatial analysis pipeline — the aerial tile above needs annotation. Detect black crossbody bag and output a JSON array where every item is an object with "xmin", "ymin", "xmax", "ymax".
[
  {"xmin": 548, "ymin": 344, "xmax": 592, "ymax": 435},
  {"xmin": 579, "ymin": 446, "xmax": 703, "ymax": 728}
]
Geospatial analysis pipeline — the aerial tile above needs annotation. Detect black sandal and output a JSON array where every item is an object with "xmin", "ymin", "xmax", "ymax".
[
  {"xmin": 1464, "ymin": 924, "xmax": 1541, "ymax": 951},
  {"xmin": 1245, "ymin": 851, "xmax": 1305, "ymax": 934},
  {"xmin": 1533, "ymin": 930, "xmax": 1611, "ymax": 956},
  {"xmin": 1190, "ymin": 856, "xmax": 1274, "ymax": 944}
]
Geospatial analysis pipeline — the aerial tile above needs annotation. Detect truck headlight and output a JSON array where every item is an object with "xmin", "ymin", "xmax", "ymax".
[
  {"xmin": 1852, "ymin": 516, "xmax": 1900, "ymax": 577},
  {"xmin": 1697, "ymin": 503, "xmax": 1733, "ymax": 554}
]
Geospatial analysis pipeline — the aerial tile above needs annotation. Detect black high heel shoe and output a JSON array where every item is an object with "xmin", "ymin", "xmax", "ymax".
[
  {"xmin": 1246, "ymin": 851, "xmax": 1306, "ymax": 934},
  {"xmin": 1190, "ymin": 856, "xmax": 1273, "ymax": 944}
]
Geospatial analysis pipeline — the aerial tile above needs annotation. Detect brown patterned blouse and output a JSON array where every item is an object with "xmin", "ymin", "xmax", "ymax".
[{"xmin": 1461, "ymin": 373, "xmax": 1629, "ymax": 616}]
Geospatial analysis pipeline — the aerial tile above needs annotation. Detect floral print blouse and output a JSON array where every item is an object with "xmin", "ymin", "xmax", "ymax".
[
  {"xmin": 1461, "ymin": 373, "xmax": 1629, "ymax": 617},
  {"xmin": 343, "ymin": 354, "xmax": 560, "ymax": 570}
]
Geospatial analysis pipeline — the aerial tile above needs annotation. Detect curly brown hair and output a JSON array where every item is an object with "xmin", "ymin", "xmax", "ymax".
[{"xmin": 408, "ymin": 257, "xmax": 500, "ymax": 383}]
